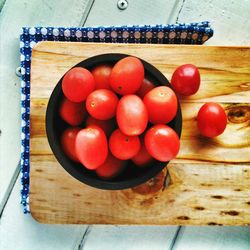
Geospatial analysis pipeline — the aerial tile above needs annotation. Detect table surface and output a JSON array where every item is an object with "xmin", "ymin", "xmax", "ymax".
[{"xmin": 0, "ymin": 0, "xmax": 249, "ymax": 249}]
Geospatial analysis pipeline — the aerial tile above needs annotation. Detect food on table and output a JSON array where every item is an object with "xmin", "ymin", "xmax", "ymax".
[
  {"xmin": 62, "ymin": 67, "xmax": 95, "ymax": 102},
  {"xmin": 136, "ymin": 78, "xmax": 155, "ymax": 98},
  {"xmin": 91, "ymin": 64, "xmax": 112, "ymax": 90},
  {"xmin": 171, "ymin": 64, "xmax": 200, "ymax": 96},
  {"xmin": 143, "ymin": 86, "xmax": 177, "ymax": 124},
  {"xmin": 197, "ymin": 102, "xmax": 227, "ymax": 137},
  {"xmin": 116, "ymin": 95, "xmax": 148, "ymax": 136}
]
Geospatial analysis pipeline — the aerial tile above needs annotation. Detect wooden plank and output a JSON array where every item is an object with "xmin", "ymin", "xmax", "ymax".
[
  {"xmin": 85, "ymin": 0, "xmax": 178, "ymax": 26},
  {"xmin": 0, "ymin": 0, "xmax": 93, "ymax": 213},
  {"xmin": 173, "ymin": 226, "xmax": 250, "ymax": 250},
  {"xmin": 29, "ymin": 42, "xmax": 250, "ymax": 225},
  {"xmin": 0, "ymin": 174, "xmax": 88, "ymax": 250},
  {"xmin": 82, "ymin": 225, "xmax": 178, "ymax": 250},
  {"xmin": 177, "ymin": 0, "xmax": 250, "ymax": 45}
]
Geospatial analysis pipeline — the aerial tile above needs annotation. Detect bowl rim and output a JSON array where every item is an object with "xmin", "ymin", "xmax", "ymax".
[{"xmin": 45, "ymin": 53, "xmax": 182, "ymax": 190}]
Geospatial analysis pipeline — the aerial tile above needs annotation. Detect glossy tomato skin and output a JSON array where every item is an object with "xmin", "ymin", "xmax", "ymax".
[
  {"xmin": 75, "ymin": 126, "xmax": 108, "ymax": 170},
  {"xmin": 91, "ymin": 64, "xmax": 112, "ymax": 90},
  {"xmin": 136, "ymin": 78, "xmax": 155, "ymax": 98},
  {"xmin": 86, "ymin": 89, "xmax": 119, "ymax": 120},
  {"xmin": 109, "ymin": 129, "xmax": 141, "ymax": 160},
  {"xmin": 145, "ymin": 124, "xmax": 180, "ymax": 162},
  {"xmin": 96, "ymin": 153, "xmax": 126, "ymax": 180},
  {"xmin": 197, "ymin": 102, "xmax": 227, "ymax": 137},
  {"xmin": 59, "ymin": 98, "xmax": 86, "ymax": 126},
  {"xmin": 86, "ymin": 116, "xmax": 115, "ymax": 137},
  {"xmin": 171, "ymin": 64, "xmax": 200, "ymax": 96},
  {"xmin": 62, "ymin": 67, "xmax": 95, "ymax": 102},
  {"xmin": 143, "ymin": 86, "xmax": 177, "ymax": 124},
  {"xmin": 110, "ymin": 56, "xmax": 144, "ymax": 95},
  {"xmin": 116, "ymin": 95, "xmax": 148, "ymax": 136},
  {"xmin": 61, "ymin": 127, "xmax": 81, "ymax": 162},
  {"xmin": 131, "ymin": 138, "xmax": 154, "ymax": 167}
]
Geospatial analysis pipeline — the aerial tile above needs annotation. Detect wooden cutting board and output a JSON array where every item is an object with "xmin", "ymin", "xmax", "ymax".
[{"xmin": 30, "ymin": 42, "xmax": 250, "ymax": 225}]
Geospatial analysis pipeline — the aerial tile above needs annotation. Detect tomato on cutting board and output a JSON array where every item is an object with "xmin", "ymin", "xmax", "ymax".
[
  {"xmin": 116, "ymin": 95, "xmax": 148, "ymax": 136},
  {"xmin": 110, "ymin": 56, "xmax": 144, "ymax": 95},
  {"xmin": 145, "ymin": 124, "xmax": 180, "ymax": 162},
  {"xmin": 91, "ymin": 64, "xmax": 112, "ymax": 90},
  {"xmin": 59, "ymin": 98, "xmax": 86, "ymax": 126},
  {"xmin": 96, "ymin": 153, "xmax": 126, "ymax": 180},
  {"xmin": 75, "ymin": 126, "xmax": 108, "ymax": 170},
  {"xmin": 143, "ymin": 86, "xmax": 177, "ymax": 124},
  {"xmin": 171, "ymin": 64, "xmax": 200, "ymax": 96},
  {"xmin": 197, "ymin": 102, "xmax": 227, "ymax": 137},
  {"xmin": 109, "ymin": 129, "xmax": 141, "ymax": 160},
  {"xmin": 62, "ymin": 67, "xmax": 95, "ymax": 102},
  {"xmin": 61, "ymin": 127, "xmax": 81, "ymax": 162}
]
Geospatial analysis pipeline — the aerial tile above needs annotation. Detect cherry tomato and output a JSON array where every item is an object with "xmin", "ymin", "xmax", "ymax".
[
  {"xmin": 143, "ymin": 86, "xmax": 177, "ymax": 124},
  {"xmin": 86, "ymin": 89, "xmax": 119, "ymax": 120},
  {"xmin": 171, "ymin": 64, "xmax": 200, "ymax": 96},
  {"xmin": 131, "ymin": 138, "xmax": 154, "ymax": 167},
  {"xmin": 86, "ymin": 116, "xmax": 115, "ymax": 137},
  {"xmin": 75, "ymin": 126, "xmax": 108, "ymax": 170},
  {"xmin": 61, "ymin": 127, "xmax": 81, "ymax": 162},
  {"xmin": 59, "ymin": 98, "xmax": 86, "ymax": 126},
  {"xmin": 197, "ymin": 102, "xmax": 227, "ymax": 137},
  {"xmin": 91, "ymin": 64, "xmax": 112, "ymax": 90},
  {"xmin": 62, "ymin": 67, "xmax": 95, "ymax": 102},
  {"xmin": 136, "ymin": 78, "xmax": 155, "ymax": 98},
  {"xmin": 116, "ymin": 95, "xmax": 148, "ymax": 136},
  {"xmin": 110, "ymin": 56, "xmax": 144, "ymax": 95},
  {"xmin": 96, "ymin": 153, "xmax": 126, "ymax": 180},
  {"xmin": 109, "ymin": 129, "xmax": 141, "ymax": 160},
  {"xmin": 145, "ymin": 124, "xmax": 180, "ymax": 162}
]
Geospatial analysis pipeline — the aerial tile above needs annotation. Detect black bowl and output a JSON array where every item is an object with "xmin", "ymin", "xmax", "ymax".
[{"xmin": 46, "ymin": 53, "xmax": 182, "ymax": 190}]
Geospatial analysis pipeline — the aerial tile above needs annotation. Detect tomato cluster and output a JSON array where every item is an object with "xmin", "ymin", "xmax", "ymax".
[{"xmin": 59, "ymin": 56, "xmax": 180, "ymax": 180}]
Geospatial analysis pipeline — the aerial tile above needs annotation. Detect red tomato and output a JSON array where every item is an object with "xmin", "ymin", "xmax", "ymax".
[
  {"xmin": 96, "ymin": 153, "xmax": 126, "ymax": 180},
  {"xmin": 61, "ymin": 127, "xmax": 81, "ymax": 162},
  {"xmin": 171, "ymin": 64, "xmax": 200, "ymax": 96},
  {"xmin": 145, "ymin": 124, "xmax": 180, "ymax": 162},
  {"xmin": 110, "ymin": 56, "xmax": 144, "ymax": 95},
  {"xmin": 86, "ymin": 116, "xmax": 115, "ymax": 137},
  {"xmin": 131, "ymin": 138, "xmax": 154, "ymax": 167},
  {"xmin": 86, "ymin": 89, "xmax": 119, "ymax": 120},
  {"xmin": 59, "ymin": 98, "xmax": 86, "ymax": 126},
  {"xmin": 197, "ymin": 102, "xmax": 227, "ymax": 137},
  {"xmin": 75, "ymin": 126, "xmax": 108, "ymax": 170},
  {"xmin": 143, "ymin": 86, "xmax": 177, "ymax": 124},
  {"xmin": 91, "ymin": 64, "xmax": 112, "ymax": 90},
  {"xmin": 136, "ymin": 78, "xmax": 155, "ymax": 98},
  {"xmin": 116, "ymin": 95, "xmax": 148, "ymax": 136},
  {"xmin": 62, "ymin": 67, "xmax": 95, "ymax": 102},
  {"xmin": 109, "ymin": 129, "xmax": 141, "ymax": 160}
]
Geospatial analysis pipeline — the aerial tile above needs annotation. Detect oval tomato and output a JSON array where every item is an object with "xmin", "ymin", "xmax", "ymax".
[
  {"xmin": 171, "ymin": 64, "xmax": 200, "ymax": 96},
  {"xmin": 91, "ymin": 64, "xmax": 112, "ymax": 90},
  {"xmin": 75, "ymin": 126, "xmax": 108, "ymax": 169},
  {"xmin": 59, "ymin": 98, "xmax": 86, "ymax": 126},
  {"xmin": 61, "ymin": 127, "xmax": 81, "ymax": 162},
  {"xmin": 86, "ymin": 89, "xmax": 119, "ymax": 120},
  {"xmin": 86, "ymin": 116, "xmax": 115, "ymax": 136},
  {"xmin": 131, "ymin": 138, "xmax": 154, "ymax": 167},
  {"xmin": 62, "ymin": 67, "xmax": 95, "ymax": 102},
  {"xmin": 116, "ymin": 95, "xmax": 148, "ymax": 136},
  {"xmin": 143, "ymin": 86, "xmax": 177, "ymax": 124},
  {"xmin": 145, "ymin": 124, "xmax": 180, "ymax": 162},
  {"xmin": 197, "ymin": 102, "xmax": 227, "ymax": 137},
  {"xmin": 96, "ymin": 153, "xmax": 126, "ymax": 180},
  {"xmin": 109, "ymin": 129, "xmax": 141, "ymax": 160},
  {"xmin": 110, "ymin": 56, "xmax": 144, "ymax": 95},
  {"xmin": 136, "ymin": 78, "xmax": 155, "ymax": 98}
]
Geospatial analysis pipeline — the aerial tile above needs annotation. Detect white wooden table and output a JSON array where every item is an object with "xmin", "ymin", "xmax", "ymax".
[{"xmin": 0, "ymin": 0, "xmax": 249, "ymax": 249}]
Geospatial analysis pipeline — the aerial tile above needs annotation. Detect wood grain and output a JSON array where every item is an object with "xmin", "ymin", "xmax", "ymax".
[{"xmin": 30, "ymin": 42, "xmax": 250, "ymax": 225}]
